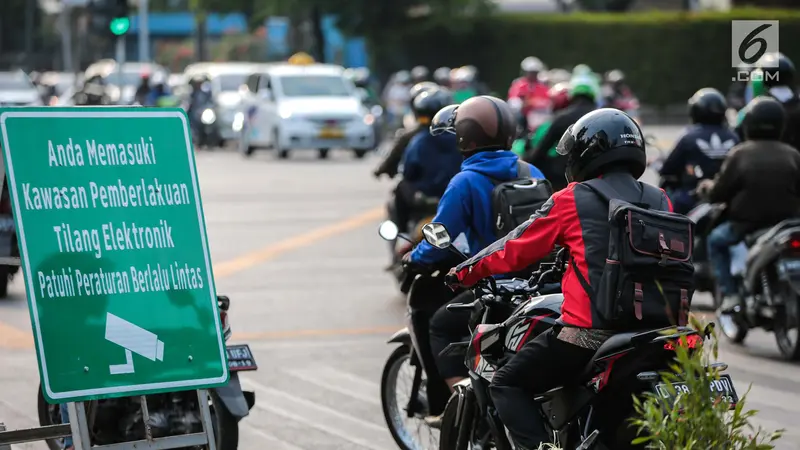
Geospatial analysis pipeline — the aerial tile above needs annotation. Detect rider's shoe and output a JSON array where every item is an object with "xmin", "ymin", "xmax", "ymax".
[{"xmin": 424, "ymin": 415, "xmax": 442, "ymax": 429}]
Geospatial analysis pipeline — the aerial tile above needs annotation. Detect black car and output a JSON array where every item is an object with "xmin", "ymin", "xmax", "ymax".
[{"xmin": 0, "ymin": 178, "xmax": 20, "ymax": 297}]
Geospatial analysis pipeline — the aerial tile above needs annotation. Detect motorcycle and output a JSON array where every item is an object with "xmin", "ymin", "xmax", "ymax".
[
  {"xmin": 189, "ymin": 100, "xmax": 223, "ymax": 150},
  {"xmin": 716, "ymin": 219, "xmax": 800, "ymax": 360},
  {"xmin": 0, "ymin": 178, "xmax": 20, "ymax": 298},
  {"xmin": 421, "ymin": 222, "xmax": 738, "ymax": 450},
  {"xmin": 38, "ymin": 295, "xmax": 256, "ymax": 450}
]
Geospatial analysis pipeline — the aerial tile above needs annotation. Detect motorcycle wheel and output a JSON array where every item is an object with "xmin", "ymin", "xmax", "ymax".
[
  {"xmin": 37, "ymin": 385, "xmax": 239, "ymax": 450},
  {"xmin": 774, "ymin": 285, "xmax": 800, "ymax": 360},
  {"xmin": 381, "ymin": 345, "xmax": 439, "ymax": 450}
]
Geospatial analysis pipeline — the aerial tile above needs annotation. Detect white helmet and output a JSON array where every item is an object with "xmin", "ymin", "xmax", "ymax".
[{"xmin": 521, "ymin": 57, "xmax": 545, "ymax": 73}]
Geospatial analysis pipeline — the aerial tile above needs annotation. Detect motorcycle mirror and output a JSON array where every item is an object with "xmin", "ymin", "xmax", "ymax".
[
  {"xmin": 378, "ymin": 220, "xmax": 399, "ymax": 241},
  {"xmin": 422, "ymin": 222, "xmax": 451, "ymax": 249}
]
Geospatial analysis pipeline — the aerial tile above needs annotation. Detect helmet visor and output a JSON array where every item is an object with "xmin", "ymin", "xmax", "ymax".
[{"xmin": 556, "ymin": 125, "xmax": 576, "ymax": 156}]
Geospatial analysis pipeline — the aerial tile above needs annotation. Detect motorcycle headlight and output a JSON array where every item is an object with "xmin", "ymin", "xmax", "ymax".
[
  {"xmin": 363, "ymin": 114, "xmax": 375, "ymax": 126},
  {"xmin": 232, "ymin": 112, "xmax": 245, "ymax": 132},
  {"xmin": 201, "ymin": 108, "xmax": 216, "ymax": 125}
]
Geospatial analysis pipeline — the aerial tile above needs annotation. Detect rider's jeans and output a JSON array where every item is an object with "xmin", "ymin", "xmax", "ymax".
[
  {"xmin": 60, "ymin": 403, "xmax": 73, "ymax": 448},
  {"xmin": 490, "ymin": 327, "xmax": 595, "ymax": 450},
  {"xmin": 707, "ymin": 221, "xmax": 741, "ymax": 296}
]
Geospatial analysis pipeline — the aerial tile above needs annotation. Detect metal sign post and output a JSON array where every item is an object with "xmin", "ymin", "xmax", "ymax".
[{"xmin": 0, "ymin": 106, "xmax": 226, "ymax": 448}]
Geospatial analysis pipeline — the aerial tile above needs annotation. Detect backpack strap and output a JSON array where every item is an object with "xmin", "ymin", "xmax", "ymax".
[
  {"xmin": 583, "ymin": 178, "xmax": 664, "ymax": 210},
  {"xmin": 516, "ymin": 160, "xmax": 532, "ymax": 179}
]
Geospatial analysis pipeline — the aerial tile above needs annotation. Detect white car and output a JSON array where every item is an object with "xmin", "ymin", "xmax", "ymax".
[
  {"xmin": 0, "ymin": 71, "xmax": 43, "ymax": 106},
  {"xmin": 236, "ymin": 63, "xmax": 377, "ymax": 159}
]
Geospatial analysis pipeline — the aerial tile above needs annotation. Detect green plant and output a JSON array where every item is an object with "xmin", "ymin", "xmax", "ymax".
[{"xmin": 630, "ymin": 317, "xmax": 783, "ymax": 449}]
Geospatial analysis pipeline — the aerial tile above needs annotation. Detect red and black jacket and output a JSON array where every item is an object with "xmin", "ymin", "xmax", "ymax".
[{"xmin": 453, "ymin": 171, "xmax": 673, "ymax": 328}]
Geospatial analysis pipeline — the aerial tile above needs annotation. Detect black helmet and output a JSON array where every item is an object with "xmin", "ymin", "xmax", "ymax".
[
  {"xmin": 409, "ymin": 81, "xmax": 439, "ymax": 101},
  {"xmin": 757, "ymin": 52, "xmax": 795, "ymax": 88},
  {"xmin": 430, "ymin": 104, "xmax": 459, "ymax": 136},
  {"xmin": 688, "ymin": 87, "xmax": 727, "ymax": 125},
  {"xmin": 412, "ymin": 88, "xmax": 454, "ymax": 122},
  {"xmin": 741, "ymin": 96, "xmax": 786, "ymax": 140},
  {"xmin": 394, "ymin": 70, "xmax": 411, "ymax": 84},
  {"xmin": 453, "ymin": 95, "xmax": 516, "ymax": 154},
  {"xmin": 433, "ymin": 67, "xmax": 451, "ymax": 85},
  {"xmin": 556, "ymin": 108, "xmax": 646, "ymax": 183},
  {"xmin": 411, "ymin": 66, "xmax": 429, "ymax": 82}
]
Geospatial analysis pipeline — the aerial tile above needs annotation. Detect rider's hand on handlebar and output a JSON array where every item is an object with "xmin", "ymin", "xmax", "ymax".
[
  {"xmin": 696, "ymin": 179, "xmax": 714, "ymax": 196},
  {"xmin": 444, "ymin": 267, "xmax": 465, "ymax": 290}
]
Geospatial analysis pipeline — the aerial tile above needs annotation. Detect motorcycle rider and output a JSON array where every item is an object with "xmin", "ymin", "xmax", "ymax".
[
  {"xmin": 699, "ymin": 97, "xmax": 800, "ymax": 312},
  {"xmin": 402, "ymin": 96, "xmax": 544, "ymax": 419},
  {"xmin": 391, "ymin": 88, "xmax": 462, "ymax": 236},
  {"xmin": 523, "ymin": 77, "xmax": 598, "ymax": 191},
  {"xmin": 727, "ymin": 63, "xmax": 751, "ymax": 112},
  {"xmin": 134, "ymin": 72, "xmax": 151, "ymax": 105},
  {"xmin": 382, "ymin": 70, "xmax": 413, "ymax": 130},
  {"xmin": 411, "ymin": 65, "xmax": 430, "ymax": 84},
  {"xmin": 659, "ymin": 87, "xmax": 738, "ymax": 214},
  {"xmin": 508, "ymin": 57, "xmax": 550, "ymax": 132},
  {"xmin": 511, "ymin": 82, "xmax": 569, "ymax": 157},
  {"xmin": 374, "ymin": 82, "xmax": 440, "ymax": 179},
  {"xmin": 447, "ymin": 108, "xmax": 671, "ymax": 450},
  {"xmin": 736, "ymin": 52, "xmax": 800, "ymax": 151},
  {"xmin": 434, "ymin": 66, "xmax": 452, "ymax": 88}
]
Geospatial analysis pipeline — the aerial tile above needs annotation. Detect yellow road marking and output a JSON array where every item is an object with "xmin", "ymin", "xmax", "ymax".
[
  {"xmin": 214, "ymin": 206, "xmax": 384, "ymax": 278},
  {"xmin": 0, "ymin": 206, "xmax": 387, "ymax": 350}
]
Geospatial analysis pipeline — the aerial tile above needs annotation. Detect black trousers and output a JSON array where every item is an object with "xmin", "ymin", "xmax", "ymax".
[
  {"xmin": 393, "ymin": 180, "xmax": 417, "ymax": 233},
  {"xmin": 489, "ymin": 327, "xmax": 596, "ymax": 449},
  {"xmin": 429, "ymin": 290, "xmax": 475, "ymax": 379}
]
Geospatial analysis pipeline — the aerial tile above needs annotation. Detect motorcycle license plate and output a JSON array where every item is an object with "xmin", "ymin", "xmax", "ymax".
[
  {"xmin": 654, "ymin": 374, "xmax": 738, "ymax": 408},
  {"xmin": 226, "ymin": 344, "xmax": 258, "ymax": 372},
  {"xmin": 778, "ymin": 258, "xmax": 800, "ymax": 275},
  {"xmin": 318, "ymin": 126, "xmax": 344, "ymax": 139}
]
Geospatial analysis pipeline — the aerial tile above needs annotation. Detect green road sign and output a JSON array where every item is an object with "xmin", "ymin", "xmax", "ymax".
[{"xmin": 0, "ymin": 107, "xmax": 228, "ymax": 402}]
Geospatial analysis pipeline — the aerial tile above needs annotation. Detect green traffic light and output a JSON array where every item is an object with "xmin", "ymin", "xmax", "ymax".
[{"xmin": 109, "ymin": 17, "xmax": 130, "ymax": 35}]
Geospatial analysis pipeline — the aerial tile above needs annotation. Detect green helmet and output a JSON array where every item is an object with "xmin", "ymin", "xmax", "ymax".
[{"xmin": 569, "ymin": 76, "xmax": 597, "ymax": 100}]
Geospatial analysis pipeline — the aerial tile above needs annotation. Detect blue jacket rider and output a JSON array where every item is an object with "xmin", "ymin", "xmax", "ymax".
[
  {"xmin": 401, "ymin": 131, "xmax": 462, "ymax": 199},
  {"xmin": 410, "ymin": 142, "xmax": 544, "ymax": 264}
]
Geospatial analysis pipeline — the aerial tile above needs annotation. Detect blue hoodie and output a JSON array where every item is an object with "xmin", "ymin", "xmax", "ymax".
[
  {"xmin": 401, "ymin": 131, "xmax": 462, "ymax": 197},
  {"xmin": 411, "ymin": 150, "xmax": 545, "ymax": 264}
]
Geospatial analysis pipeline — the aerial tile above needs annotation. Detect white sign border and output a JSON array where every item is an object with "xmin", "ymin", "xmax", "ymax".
[{"xmin": 0, "ymin": 109, "xmax": 228, "ymax": 401}]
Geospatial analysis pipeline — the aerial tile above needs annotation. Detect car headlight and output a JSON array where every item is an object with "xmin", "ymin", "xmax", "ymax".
[
  {"xmin": 201, "ymin": 108, "xmax": 216, "ymax": 125},
  {"xmin": 363, "ymin": 114, "xmax": 375, "ymax": 126}
]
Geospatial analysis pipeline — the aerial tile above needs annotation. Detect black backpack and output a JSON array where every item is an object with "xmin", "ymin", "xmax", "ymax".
[
  {"xmin": 574, "ymin": 179, "xmax": 695, "ymax": 330},
  {"xmin": 489, "ymin": 161, "xmax": 553, "ymax": 238}
]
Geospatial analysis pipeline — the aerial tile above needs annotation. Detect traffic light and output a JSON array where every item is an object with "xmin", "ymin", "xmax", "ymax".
[{"xmin": 89, "ymin": 0, "xmax": 130, "ymax": 37}]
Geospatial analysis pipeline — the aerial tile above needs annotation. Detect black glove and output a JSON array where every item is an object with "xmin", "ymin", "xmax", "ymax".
[{"xmin": 444, "ymin": 268, "xmax": 464, "ymax": 289}]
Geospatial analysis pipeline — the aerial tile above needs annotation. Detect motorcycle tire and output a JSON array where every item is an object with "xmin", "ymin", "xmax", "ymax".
[
  {"xmin": 37, "ymin": 388, "xmax": 67, "ymax": 450},
  {"xmin": 773, "ymin": 285, "xmax": 800, "ymax": 361},
  {"xmin": 381, "ymin": 345, "xmax": 436, "ymax": 450}
]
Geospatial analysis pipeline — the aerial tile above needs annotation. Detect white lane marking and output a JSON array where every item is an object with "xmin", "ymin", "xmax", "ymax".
[
  {"xmin": 284, "ymin": 366, "xmax": 380, "ymax": 406},
  {"xmin": 241, "ymin": 422, "xmax": 305, "ymax": 450},
  {"xmin": 717, "ymin": 347, "xmax": 800, "ymax": 382},
  {"xmin": 241, "ymin": 378, "xmax": 393, "ymax": 450}
]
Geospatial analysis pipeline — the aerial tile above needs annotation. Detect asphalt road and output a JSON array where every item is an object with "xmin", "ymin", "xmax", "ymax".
[{"xmin": 0, "ymin": 125, "xmax": 797, "ymax": 450}]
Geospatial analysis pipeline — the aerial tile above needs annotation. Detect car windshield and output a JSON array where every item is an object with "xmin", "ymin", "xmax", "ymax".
[
  {"xmin": 216, "ymin": 74, "xmax": 247, "ymax": 92},
  {"xmin": 0, "ymin": 74, "xmax": 33, "ymax": 91},
  {"xmin": 278, "ymin": 75, "xmax": 351, "ymax": 97}
]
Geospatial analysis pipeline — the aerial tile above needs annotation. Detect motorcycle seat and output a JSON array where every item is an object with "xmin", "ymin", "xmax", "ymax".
[{"xmin": 584, "ymin": 326, "xmax": 683, "ymax": 370}]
